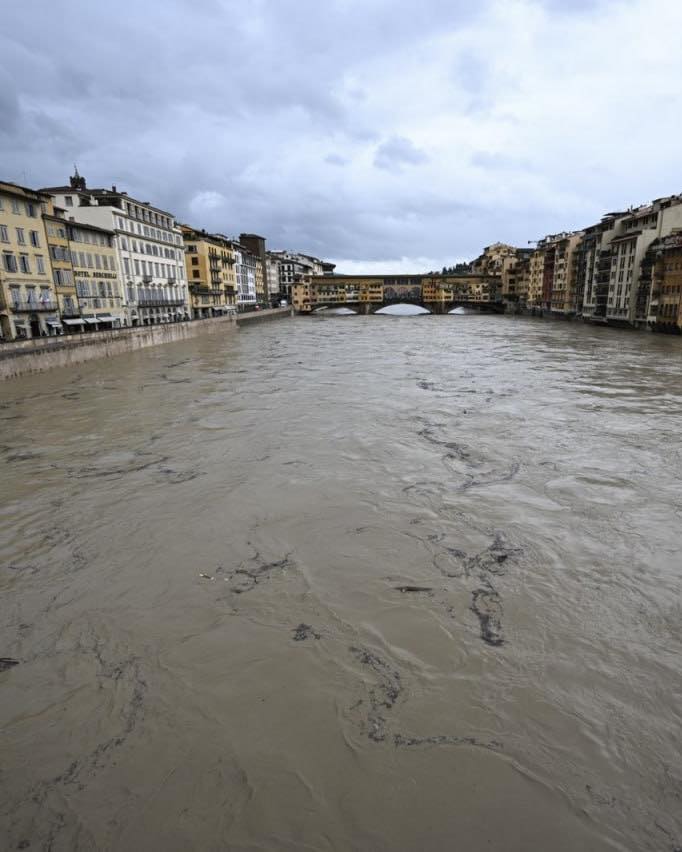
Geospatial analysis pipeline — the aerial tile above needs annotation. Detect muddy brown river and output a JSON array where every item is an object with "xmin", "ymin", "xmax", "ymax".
[{"xmin": 1, "ymin": 315, "xmax": 681, "ymax": 851}]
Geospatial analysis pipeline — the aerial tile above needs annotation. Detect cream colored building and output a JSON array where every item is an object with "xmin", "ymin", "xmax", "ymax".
[
  {"xmin": 42, "ymin": 171, "xmax": 189, "ymax": 326},
  {"xmin": 527, "ymin": 248, "xmax": 546, "ymax": 307},
  {"xmin": 605, "ymin": 195, "xmax": 682, "ymax": 325},
  {"xmin": 550, "ymin": 232, "xmax": 583, "ymax": 315},
  {"xmin": 44, "ymin": 210, "xmax": 79, "ymax": 330},
  {"xmin": 0, "ymin": 182, "xmax": 59, "ymax": 340},
  {"xmin": 68, "ymin": 221, "xmax": 123, "ymax": 329}
]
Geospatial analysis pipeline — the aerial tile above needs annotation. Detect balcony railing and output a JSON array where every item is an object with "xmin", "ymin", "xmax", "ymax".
[
  {"xmin": 11, "ymin": 300, "xmax": 58, "ymax": 312},
  {"xmin": 137, "ymin": 297, "xmax": 185, "ymax": 307},
  {"xmin": 190, "ymin": 285, "xmax": 224, "ymax": 296},
  {"xmin": 142, "ymin": 275, "xmax": 153, "ymax": 284}
]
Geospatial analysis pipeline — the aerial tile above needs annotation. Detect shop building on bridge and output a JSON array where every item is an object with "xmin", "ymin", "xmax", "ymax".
[{"xmin": 292, "ymin": 273, "xmax": 501, "ymax": 313}]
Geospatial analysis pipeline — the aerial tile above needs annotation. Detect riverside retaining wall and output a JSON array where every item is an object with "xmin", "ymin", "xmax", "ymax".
[{"xmin": 0, "ymin": 307, "xmax": 292, "ymax": 381}]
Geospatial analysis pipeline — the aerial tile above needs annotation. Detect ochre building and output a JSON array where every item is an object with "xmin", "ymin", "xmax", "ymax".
[
  {"xmin": 182, "ymin": 226, "xmax": 237, "ymax": 318},
  {"xmin": 0, "ymin": 182, "xmax": 59, "ymax": 340},
  {"xmin": 292, "ymin": 274, "xmax": 500, "ymax": 313}
]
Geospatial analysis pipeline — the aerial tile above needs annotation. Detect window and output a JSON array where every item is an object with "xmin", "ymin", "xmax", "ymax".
[
  {"xmin": 124, "ymin": 257, "xmax": 130, "ymax": 274},
  {"xmin": 86, "ymin": 253, "xmax": 93, "ymax": 268},
  {"xmin": 11, "ymin": 199, "xmax": 20, "ymax": 214},
  {"xmin": 0, "ymin": 225, "xmax": 8, "ymax": 242},
  {"xmin": 36, "ymin": 256, "xmax": 45, "ymax": 274},
  {"xmin": 16, "ymin": 228, "xmax": 25, "ymax": 244},
  {"xmin": 19, "ymin": 254, "xmax": 31, "ymax": 273},
  {"xmin": 95, "ymin": 254, "xmax": 102, "ymax": 269},
  {"xmin": 26, "ymin": 203, "xmax": 37, "ymax": 217},
  {"xmin": 30, "ymin": 230, "xmax": 40, "ymax": 247},
  {"xmin": 0, "ymin": 196, "xmax": 3, "ymax": 210},
  {"xmin": 10, "ymin": 286, "xmax": 20, "ymax": 306},
  {"xmin": 3, "ymin": 252, "xmax": 17, "ymax": 272},
  {"xmin": 65, "ymin": 196, "xmax": 73, "ymax": 207},
  {"xmin": 134, "ymin": 259, "xmax": 140, "ymax": 274}
]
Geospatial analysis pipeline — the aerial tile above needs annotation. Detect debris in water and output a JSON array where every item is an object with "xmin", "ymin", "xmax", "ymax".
[
  {"xmin": 471, "ymin": 588, "xmax": 504, "ymax": 646},
  {"xmin": 0, "ymin": 658, "xmax": 20, "ymax": 672},
  {"xmin": 394, "ymin": 585, "xmax": 433, "ymax": 593},
  {"xmin": 292, "ymin": 623, "xmax": 320, "ymax": 641},
  {"xmin": 199, "ymin": 573, "xmax": 214, "ymax": 581}
]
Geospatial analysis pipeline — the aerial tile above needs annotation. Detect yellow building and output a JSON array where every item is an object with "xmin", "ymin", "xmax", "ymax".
[
  {"xmin": 550, "ymin": 232, "xmax": 583, "ymax": 315},
  {"xmin": 527, "ymin": 248, "xmax": 546, "ymax": 307},
  {"xmin": 68, "ymin": 221, "xmax": 123, "ymax": 329},
  {"xmin": 293, "ymin": 274, "xmax": 500, "ymax": 313},
  {"xmin": 652, "ymin": 232, "xmax": 682, "ymax": 332},
  {"xmin": 501, "ymin": 257, "xmax": 531, "ymax": 304},
  {"xmin": 182, "ymin": 226, "xmax": 237, "ymax": 318},
  {"xmin": 0, "ymin": 182, "xmax": 60, "ymax": 340},
  {"xmin": 43, "ymin": 211, "xmax": 80, "ymax": 330}
]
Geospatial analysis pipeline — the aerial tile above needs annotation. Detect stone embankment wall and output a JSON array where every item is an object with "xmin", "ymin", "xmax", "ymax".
[{"xmin": 0, "ymin": 307, "xmax": 292, "ymax": 381}]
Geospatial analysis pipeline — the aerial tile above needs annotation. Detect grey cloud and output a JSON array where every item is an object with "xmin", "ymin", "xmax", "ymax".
[
  {"xmin": 374, "ymin": 137, "xmax": 429, "ymax": 172},
  {"xmin": 0, "ymin": 0, "xmax": 676, "ymax": 271},
  {"xmin": 325, "ymin": 153, "xmax": 350, "ymax": 167}
]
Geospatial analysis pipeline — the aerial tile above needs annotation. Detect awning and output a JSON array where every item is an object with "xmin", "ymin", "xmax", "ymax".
[
  {"xmin": 96, "ymin": 313, "xmax": 114, "ymax": 321},
  {"xmin": 47, "ymin": 320, "xmax": 62, "ymax": 327},
  {"xmin": 83, "ymin": 317, "xmax": 99, "ymax": 325},
  {"xmin": 63, "ymin": 318, "xmax": 85, "ymax": 325}
]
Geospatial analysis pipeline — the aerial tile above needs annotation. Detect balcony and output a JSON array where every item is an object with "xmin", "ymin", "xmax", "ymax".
[
  {"xmin": 61, "ymin": 304, "xmax": 81, "ymax": 317},
  {"xmin": 167, "ymin": 276, "xmax": 176, "ymax": 284},
  {"xmin": 11, "ymin": 300, "xmax": 58, "ymax": 312},
  {"xmin": 142, "ymin": 275, "xmax": 153, "ymax": 284},
  {"xmin": 190, "ymin": 284, "xmax": 224, "ymax": 296},
  {"xmin": 137, "ymin": 297, "xmax": 185, "ymax": 307}
]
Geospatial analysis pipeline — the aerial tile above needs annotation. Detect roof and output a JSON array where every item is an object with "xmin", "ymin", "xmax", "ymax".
[{"xmin": 0, "ymin": 180, "xmax": 52, "ymax": 201}]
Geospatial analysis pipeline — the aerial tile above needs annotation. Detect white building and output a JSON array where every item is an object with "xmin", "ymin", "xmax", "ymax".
[
  {"xmin": 268, "ymin": 250, "xmax": 334, "ymax": 300},
  {"xmin": 41, "ymin": 171, "xmax": 190, "ymax": 326},
  {"xmin": 234, "ymin": 247, "xmax": 257, "ymax": 308}
]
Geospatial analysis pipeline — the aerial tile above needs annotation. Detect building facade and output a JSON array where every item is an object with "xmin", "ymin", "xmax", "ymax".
[
  {"xmin": 650, "ymin": 232, "xmax": 682, "ymax": 332},
  {"xmin": 42, "ymin": 172, "xmax": 190, "ymax": 327},
  {"xmin": 182, "ymin": 226, "xmax": 237, "ymax": 318},
  {"xmin": 235, "ymin": 247, "xmax": 257, "ymax": 309},
  {"xmin": 550, "ymin": 232, "xmax": 583, "ymax": 315},
  {"xmin": 293, "ymin": 274, "xmax": 500, "ymax": 313},
  {"xmin": 68, "ymin": 221, "xmax": 123, "ymax": 330},
  {"xmin": 0, "ymin": 182, "xmax": 59, "ymax": 340},
  {"xmin": 239, "ymin": 234, "xmax": 269, "ymax": 305},
  {"xmin": 575, "ymin": 214, "xmax": 626, "ymax": 321},
  {"xmin": 603, "ymin": 196, "xmax": 682, "ymax": 326},
  {"xmin": 43, "ymin": 210, "xmax": 78, "ymax": 332},
  {"xmin": 269, "ymin": 251, "xmax": 333, "ymax": 301}
]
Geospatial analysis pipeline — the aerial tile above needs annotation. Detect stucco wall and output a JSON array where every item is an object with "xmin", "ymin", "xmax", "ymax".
[{"xmin": 0, "ymin": 308, "xmax": 291, "ymax": 380}]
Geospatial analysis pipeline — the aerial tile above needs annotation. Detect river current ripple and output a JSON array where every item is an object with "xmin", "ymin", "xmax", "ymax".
[{"xmin": 1, "ymin": 315, "xmax": 681, "ymax": 851}]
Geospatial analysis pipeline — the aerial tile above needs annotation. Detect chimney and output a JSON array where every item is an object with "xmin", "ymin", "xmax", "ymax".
[{"xmin": 112, "ymin": 185, "xmax": 117, "ymax": 192}]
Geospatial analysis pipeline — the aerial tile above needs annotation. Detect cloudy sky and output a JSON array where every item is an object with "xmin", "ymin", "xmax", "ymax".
[{"xmin": 2, "ymin": 0, "xmax": 681, "ymax": 272}]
